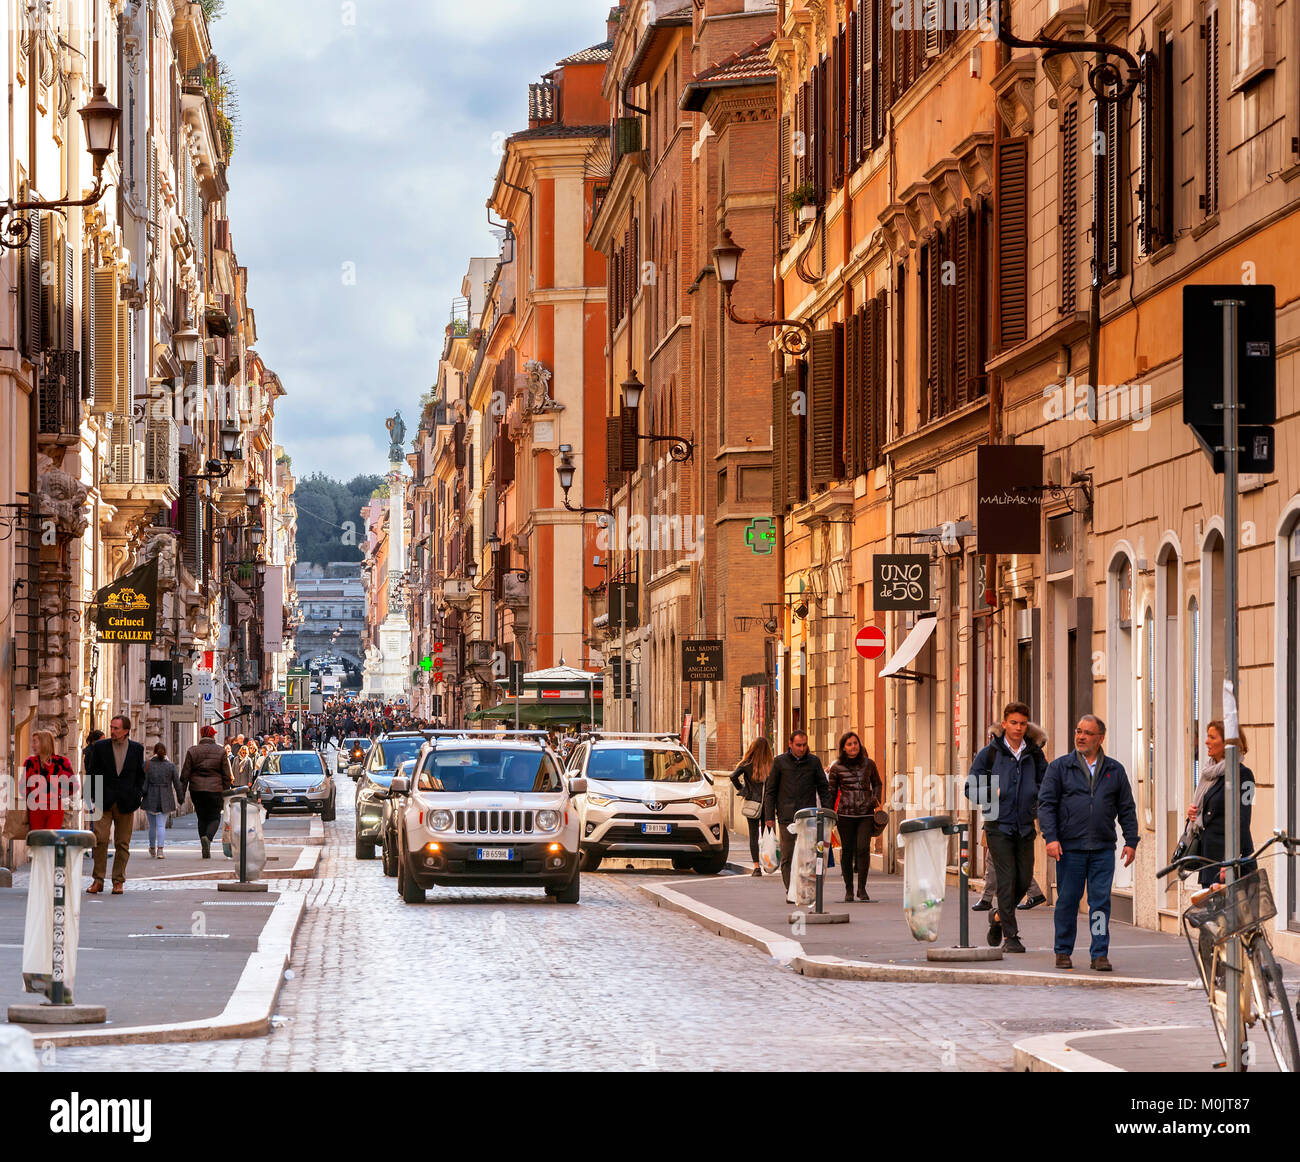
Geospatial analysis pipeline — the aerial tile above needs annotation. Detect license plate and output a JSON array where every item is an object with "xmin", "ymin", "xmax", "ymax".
[
  {"xmin": 284, "ymin": 797, "xmax": 302, "ymax": 805},
  {"xmin": 477, "ymin": 847, "xmax": 513, "ymax": 861},
  {"xmin": 640, "ymin": 823, "xmax": 671, "ymax": 835}
]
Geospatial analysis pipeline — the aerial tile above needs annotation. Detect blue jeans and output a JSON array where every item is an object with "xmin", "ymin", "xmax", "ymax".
[
  {"xmin": 1054, "ymin": 848, "xmax": 1116, "ymax": 958},
  {"xmin": 146, "ymin": 811, "xmax": 167, "ymax": 851}
]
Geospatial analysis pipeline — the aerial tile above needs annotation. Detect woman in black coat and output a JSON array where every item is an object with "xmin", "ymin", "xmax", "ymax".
[
  {"xmin": 1186, "ymin": 721, "xmax": 1255, "ymax": 888},
  {"xmin": 730, "ymin": 737, "xmax": 774, "ymax": 876},
  {"xmin": 826, "ymin": 731, "xmax": 884, "ymax": 902}
]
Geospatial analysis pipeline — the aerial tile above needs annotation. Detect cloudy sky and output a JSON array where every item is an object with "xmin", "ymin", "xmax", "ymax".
[{"xmin": 212, "ymin": 0, "xmax": 604, "ymax": 480}]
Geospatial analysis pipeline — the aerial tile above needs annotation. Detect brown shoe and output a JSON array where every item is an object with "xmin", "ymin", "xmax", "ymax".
[
  {"xmin": 111, "ymin": 882, "xmax": 124, "ymax": 895},
  {"xmin": 86, "ymin": 879, "xmax": 103, "ymax": 894},
  {"xmin": 1055, "ymin": 954, "xmax": 1073, "ymax": 969},
  {"xmin": 1090, "ymin": 955, "xmax": 1112, "ymax": 972}
]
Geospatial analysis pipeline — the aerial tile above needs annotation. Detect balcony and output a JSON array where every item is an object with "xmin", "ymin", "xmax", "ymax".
[
  {"xmin": 101, "ymin": 423, "xmax": 179, "ymax": 541},
  {"xmin": 37, "ymin": 351, "xmax": 81, "ymax": 445}
]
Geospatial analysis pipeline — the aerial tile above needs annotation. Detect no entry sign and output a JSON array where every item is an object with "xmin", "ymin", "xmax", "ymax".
[{"xmin": 855, "ymin": 625, "xmax": 886, "ymax": 660}]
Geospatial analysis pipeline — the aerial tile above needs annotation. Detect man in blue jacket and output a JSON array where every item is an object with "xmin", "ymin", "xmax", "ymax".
[
  {"xmin": 964, "ymin": 701, "xmax": 1047, "ymax": 953},
  {"xmin": 1037, "ymin": 714, "xmax": 1138, "ymax": 972}
]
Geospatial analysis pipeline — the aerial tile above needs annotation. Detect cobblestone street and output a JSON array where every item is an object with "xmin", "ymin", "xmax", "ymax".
[{"xmin": 45, "ymin": 771, "xmax": 1209, "ymax": 1072}]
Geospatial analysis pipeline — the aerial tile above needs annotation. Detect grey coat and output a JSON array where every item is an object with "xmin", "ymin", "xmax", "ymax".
[{"xmin": 142, "ymin": 758, "xmax": 183, "ymax": 814}]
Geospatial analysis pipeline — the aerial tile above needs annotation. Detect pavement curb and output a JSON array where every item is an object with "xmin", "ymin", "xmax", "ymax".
[
  {"xmin": 638, "ymin": 882, "xmax": 805, "ymax": 964},
  {"xmin": 1010, "ymin": 1026, "xmax": 1203, "ymax": 1072},
  {"xmin": 13, "ymin": 890, "xmax": 307, "ymax": 1048},
  {"xmin": 139, "ymin": 845, "xmax": 321, "ymax": 883},
  {"xmin": 642, "ymin": 880, "xmax": 1193, "ymax": 988}
]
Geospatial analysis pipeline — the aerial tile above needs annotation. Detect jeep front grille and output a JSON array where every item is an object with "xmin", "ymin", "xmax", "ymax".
[{"xmin": 455, "ymin": 809, "xmax": 535, "ymax": 835}]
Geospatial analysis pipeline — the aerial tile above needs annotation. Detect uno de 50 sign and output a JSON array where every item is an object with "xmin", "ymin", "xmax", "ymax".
[{"xmin": 872, "ymin": 554, "xmax": 930, "ymax": 611}]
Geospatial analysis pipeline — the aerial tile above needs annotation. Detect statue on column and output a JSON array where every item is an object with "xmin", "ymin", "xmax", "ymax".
[{"xmin": 385, "ymin": 411, "xmax": 407, "ymax": 464}]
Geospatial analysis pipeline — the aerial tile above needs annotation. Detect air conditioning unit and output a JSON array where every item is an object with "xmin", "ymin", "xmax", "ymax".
[
  {"xmin": 502, "ymin": 572, "xmax": 529, "ymax": 606},
  {"xmin": 466, "ymin": 640, "xmax": 494, "ymax": 667}
]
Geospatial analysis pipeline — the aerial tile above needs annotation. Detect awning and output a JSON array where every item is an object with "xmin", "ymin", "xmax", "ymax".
[
  {"xmin": 879, "ymin": 616, "xmax": 938, "ymax": 680},
  {"xmin": 467, "ymin": 702, "xmax": 602, "ymax": 727}
]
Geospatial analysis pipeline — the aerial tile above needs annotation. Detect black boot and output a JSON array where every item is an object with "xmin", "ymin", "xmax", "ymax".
[
  {"xmin": 201, "ymin": 836, "xmax": 211, "ymax": 859},
  {"xmin": 843, "ymin": 884, "xmax": 854, "ymax": 903},
  {"xmin": 856, "ymin": 882, "xmax": 871, "ymax": 901}
]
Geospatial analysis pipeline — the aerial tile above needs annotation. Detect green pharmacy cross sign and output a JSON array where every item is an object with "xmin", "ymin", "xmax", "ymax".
[
  {"xmin": 420, "ymin": 656, "xmax": 433, "ymax": 672},
  {"xmin": 745, "ymin": 518, "xmax": 776, "ymax": 555}
]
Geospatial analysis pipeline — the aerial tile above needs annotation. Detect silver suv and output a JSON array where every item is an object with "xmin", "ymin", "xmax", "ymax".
[{"xmin": 382, "ymin": 731, "xmax": 586, "ymax": 903}]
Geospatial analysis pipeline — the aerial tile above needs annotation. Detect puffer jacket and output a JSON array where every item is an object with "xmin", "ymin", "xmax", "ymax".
[
  {"xmin": 180, "ymin": 739, "xmax": 233, "ymax": 794},
  {"xmin": 826, "ymin": 756, "xmax": 883, "ymax": 817}
]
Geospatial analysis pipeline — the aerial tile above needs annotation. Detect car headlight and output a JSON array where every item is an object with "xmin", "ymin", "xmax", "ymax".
[
  {"xmin": 429, "ymin": 809, "xmax": 453, "ymax": 831},
  {"xmin": 690, "ymin": 795, "xmax": 717, "ymax": 809},
  {"xmin": 311, "ymin": 781, "xmax": 326, "ymax": 793},
  {"xmin": 586, "ymin": 794, "xmax": 614, "ymax": 808},
  {"xmin": 536, "ymin": 809, "xmax": 561, "ymax": 832}
]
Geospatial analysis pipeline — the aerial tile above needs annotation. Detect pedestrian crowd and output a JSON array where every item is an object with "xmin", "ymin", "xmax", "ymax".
[{"xmin": 729, "ymin": 704, "xmax": 1251, "ymax": 973}]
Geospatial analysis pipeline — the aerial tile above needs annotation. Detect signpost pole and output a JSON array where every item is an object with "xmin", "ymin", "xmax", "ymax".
[{"xmin": 1219, "ymin": 296, "xmax": 1244, "ymax": 1073}]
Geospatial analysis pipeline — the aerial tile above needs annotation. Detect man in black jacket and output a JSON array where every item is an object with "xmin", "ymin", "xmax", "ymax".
[
  {"xmin": 763, "ymin": 730, "xmax": 832, "ymax": 889},
  {"xmin": 85, "ymin": 714, "xmax": 147, "ymax": 894},
  {"xmin": 964, "ymin": 702, "xmax": 1047, "ymax": 953}
]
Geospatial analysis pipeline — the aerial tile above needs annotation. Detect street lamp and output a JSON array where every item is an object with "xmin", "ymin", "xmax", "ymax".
[
  {"xmin": 220, "ymin": 420, "xmax": 240, "ymax": 458},
  {"xmin": 555, "ymin": 446, "xmax": 613, "ymax": 516},
  {"xmin": 173, "ymin": 323, "xmax": 201, "ymax": 366},
  {"xmin": 0, "ymin": 85, "xmax": 121, "ymax": 250},
  {"xmin": 712, "ymin": 225, "xmax": 812, "ymax": 356},
  {"xmin": 617, "ymin": 372, "xmax": 695, "ymax": 463},
  {"xmin": 249, "ymin": 523, "xmax": 264, "ymax": 548},
  {"xmin": 621, "ymin": 371, "xmax": 644, "ymax": 411},
  {"xmin": 245, "ymin": 483, "xmax": 262, "ymax": 509}
]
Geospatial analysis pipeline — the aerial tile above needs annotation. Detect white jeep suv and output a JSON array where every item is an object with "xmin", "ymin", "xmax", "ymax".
[
  {"xmin": 383, "ymin": 731, "xmax": 585, "ymax": 903},
  {"xmin": 566, "ymin": 734, "xmax": 728, "ymax": 873}
]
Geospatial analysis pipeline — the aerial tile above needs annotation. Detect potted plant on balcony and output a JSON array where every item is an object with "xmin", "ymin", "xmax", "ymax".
[{"xmin": 787, "ymin": 182, "xmax": 819, "ymax": 223}]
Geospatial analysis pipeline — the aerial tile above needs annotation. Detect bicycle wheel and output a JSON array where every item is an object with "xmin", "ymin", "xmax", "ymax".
[
  {"xmin": 1248, "ymin": 938, "xmax": 1300, "ymax": 1072},
  {"xmin": 1186, "ymin": 918, "xmax": 1232, "ymax": 1067}
]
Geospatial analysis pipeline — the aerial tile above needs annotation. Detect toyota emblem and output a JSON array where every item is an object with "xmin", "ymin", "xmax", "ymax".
[{"xmin": 646, "ymin": 801, "xmax": 666, "ymax": 812}]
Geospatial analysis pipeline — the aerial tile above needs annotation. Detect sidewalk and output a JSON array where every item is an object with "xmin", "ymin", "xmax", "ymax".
[
  {"xmin": 643, "ymin": 861, "xmax": 1300, "ymax": 988},
  {"xmin": 0, "ymin": 881, "xmax": 304, "ymax": 1047},
  {"xmin": 1013, "ymin": 1024, "xmax": 1284, "ymax": 1072},
  {"xmin": 130, "ymin": 812, "xmax": 321, "ymax": 882}
]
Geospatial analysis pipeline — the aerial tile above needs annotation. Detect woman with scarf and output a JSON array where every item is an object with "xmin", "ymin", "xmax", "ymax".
[
  {"xmin": 1182, "ymin": 720, "xmax": 1255, "ymax": 887},
  {"xmin": 826, "ymin": 731, "xmax": 884, "ymax": 902}
]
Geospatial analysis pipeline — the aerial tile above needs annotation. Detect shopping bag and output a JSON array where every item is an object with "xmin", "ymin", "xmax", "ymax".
[
  {"xmin": 786, "ymin": 818, "xmax": 818, "ymax": 906},
  {"xmin": 758, "ymin": 826, "xmax": 780, "ymax": 874},
  {"xmin": 2, "ymin": 806, "xmax": 29, "ymax": 842}
]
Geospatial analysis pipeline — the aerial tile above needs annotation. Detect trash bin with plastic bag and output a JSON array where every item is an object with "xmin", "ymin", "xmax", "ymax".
[
  {"xmin": 227, "ymin": 791, "xmax": 267, "ymax": 880},
  {"xmin": 897, "ymin": 815, "xmax": 951, "ymax": 942}
]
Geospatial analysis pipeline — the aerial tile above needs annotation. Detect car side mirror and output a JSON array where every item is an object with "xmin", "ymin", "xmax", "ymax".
[
  {"xmin": 390, "ymin": 776, "xmax": 410, "ymax": 796},
  {"xmin": 568, "ymin": 776, "xmax": 588, "ymax": 797}
]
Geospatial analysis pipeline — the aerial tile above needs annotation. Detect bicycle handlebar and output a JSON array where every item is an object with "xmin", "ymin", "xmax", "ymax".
[{"xmin": 1156, "ymin": 830, "xmax": 1299, "ymax": 881}]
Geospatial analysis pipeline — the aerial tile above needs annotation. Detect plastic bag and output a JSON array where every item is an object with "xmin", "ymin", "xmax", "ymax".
[
  {"xmin": 221, "ymin": 802, "xmax": 234, "ymax": 858},
  {"xmin": 900, "ymin": 827, "xmax": 948, "ymax": 941},
  {"xmin": 758, "ymin": 826, "xmax": 780, "ymax": 874},
  {"xmin": 786, "ymin": 817, "xmax": 820, "ymax": 906},
  {"xmin": 229, "ymin": 798, "xmax": 267, "ymax": 879}
]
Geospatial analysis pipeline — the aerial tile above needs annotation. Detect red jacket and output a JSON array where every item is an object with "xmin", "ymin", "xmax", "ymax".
[{"xmin": 23, "ymin": 754, "xmax": 77, "ymax": 813}]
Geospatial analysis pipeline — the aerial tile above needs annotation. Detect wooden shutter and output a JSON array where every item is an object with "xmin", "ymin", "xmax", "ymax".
[
  {"xmin": 994, "ymin": 136, "xmax": 1029, "ymax": 350},
  {"xmin": 809, "ymin": 62, "xmax": 822, "ymax": 198},
  {"xmin": 1204, "ymin": 7, "xmax": 1220, "ymax": 215},
  {"xmin": 871, "ymin": 290, "xmax": 887, "ymax": 466},
  {"xmin": 772, "ymin": 375, "xmax": 787, "ymax": 513},
  {"xmin": 778, "ymin": 113, "xmax": 792, "ymax": 251},
  {"xmin": 832, "ymin": 27, "xmax": 845, "ymax": 189},
  {"xmin": 82, "ymin": 250, "xmax": 94, "ymax": 401},
  {"xmin": 631, "ymin": 218, "xmax": 640, "ymax": 300},
  {"xmin": 795, "ymin": 83, "xmax": 807, "ymax": 191},
  {"xmin": 606, "ymin": 414, "xmax": 625, "ymax": 497},
  {"xmin": 849, "ymin": 10, "xmax": 860, "ymax": 169},
  {"xmin": 116, "ymin": 302, "xmax": 131, "ymax": 417},
  {"xmin": 844, "ymin": 309, "xmax": 860, "ymax": 478},
  {"xmin": 1140, "ymin": 37, "xmax": 1174, "ymax": 252},
  {"xmin": 1061, "ymin": 99, "xmax": 1079, "ymax": 312},
  {"xmin": 876, "ymin": 1, "xmax": 890, "ymax": 145},
  {"xmin": 21, "ymin": 210, "xmax": 42, "ymax": 361},
  {"xmin": 1104, "ymin": 97, "xmax": 1123, "ymax": 279},
  {"xmin": 91, "ymin": 266, "xmax": 119, "ymax": 413},
  {"xmin": 808, "ymin": 328, "xmax": 839, "ymax": 487},
  {"xmin": 619, "ymin": 406, "xmax": 638, "ymax": 472},
  {"xmin": 953, "ymin": 214, "xmax": 971, "ymax": 407},
  {"xmin": 497, "ymin": 422, "xmax": 515, "ymax": 486},
  {"xmin": 861, "ymin": 0, "xmax": 874, "ymax": 160},
  {"xmin": 62, "ymin": 238, "xmax": 74, "ymax": 352},
  {"xmin": 183, "ymin": 477, "xmax": 203, "ymax": 577},
  {"xmin": 786, "ymin": 364, "xmax": 805, "ymax": 506},
  {"xmin": 924, "ymin": 241, "xmax": 939, "ymax": 421}
]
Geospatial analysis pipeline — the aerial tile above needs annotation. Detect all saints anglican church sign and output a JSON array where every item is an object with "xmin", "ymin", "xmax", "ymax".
[{"xmin": 95, "ymin": 558, "xmax": 159, "ymax": 644}]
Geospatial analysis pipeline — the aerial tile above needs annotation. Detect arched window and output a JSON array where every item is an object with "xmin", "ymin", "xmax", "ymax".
[
  {"xmin": 1155, "ymin": 542, "xmax": 1182, "ymax": 867},
  {"xmin": 1188, "ymin": 595, "xmax": 1201, "ymax": 786},
  {"xmin": 1202, "ymin": 527, "xmax": 1226, "ymax": 718},
  {"xmin": 1142, "ymin": 604, "xmax": 1156, "ymax": 832},
  {"xmin": 1107, "ymin": 552, "xmax": 1135, "ymax": 774}
]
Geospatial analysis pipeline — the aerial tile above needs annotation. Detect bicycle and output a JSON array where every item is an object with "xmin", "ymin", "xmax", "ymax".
[{"xmin": 1158, "ymin": 830, "xmax": 1300, "ymax": 1071}]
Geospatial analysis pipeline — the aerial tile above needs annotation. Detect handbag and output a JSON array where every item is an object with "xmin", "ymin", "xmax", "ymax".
[
  {"xmin": 741, "ymin": 797, "xmax": 763, "ymax": 819},
  {"xmin": 3, "ymin": 805, "xmax": 29, "ymax": 842}
]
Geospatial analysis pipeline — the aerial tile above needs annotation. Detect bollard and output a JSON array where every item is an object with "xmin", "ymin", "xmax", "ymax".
[
  {"xmin": 218, "ymin": 789, "xmax": 268, "ymax": 894},
  {"xmin": 789, "ymin": 807, "xmax": 849, "ymax": 926},
  {"xmin": 8, "ymin": 829, "xmax": 106, "ymax": 1025},
  {"xmin": 924, "ymin": 819, "xmax": 1003, "ymax": 963}
]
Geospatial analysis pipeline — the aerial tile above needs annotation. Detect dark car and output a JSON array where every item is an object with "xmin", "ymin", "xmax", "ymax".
[
  {"xmin": 254, "ymin": 750, "xmax": 336, "ymax": 821},
  {"xmin": 355, "ymin": 733, "xmax": 431, "ymax": 861}
]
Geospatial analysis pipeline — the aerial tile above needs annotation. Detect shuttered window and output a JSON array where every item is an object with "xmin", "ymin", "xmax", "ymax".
[
  {"xmin": 20, "ymin": 209, "xmax": 42, "ymax": 361},
  {"xmin": 832, "ymin": 28, "xmax": 845, "ymax": 190},
  {"xmin": 870, "ymin": 289, "xmax": 887, "ymax": 464},
  {"xmin": 875, "ymin": 0, "xmax": 889, "ymax": 147},
  {"xmin": 91, "ymin": 265, "xmax": 120, "ymax": 414},
  {"xmin": 849, "ymin": 9, "xmax": 860, "ymax": 170},
  {"xmin": 994, "ymin": 135, "xmax": 1029, "ymax": 350},
  {"xmin": 795, "ymin": 83, "xmax": 807, "ymax": 192},
  {"xmin": 607, "ymin": 414, "xmax": 626, "ymax": 498},
  {"xmin": 844, "ymin": 309, "xmax": 860, "ymax": 478},
  {"xmin": 1096, "ymin": 96, "xmax": 1125, "ymax": 281},
  {"xmin": 619, "ymin": 406, "xmax": 639, "ymax": 472},
  {"xmin": 116, "ymin": 302, "xmax": 132, "ymax": 417},
  {"xmin": 1140, "ymin": 33, "xmax": 1175, "ymax": 253},
  {"xmin": 808, "ymin": 327, "xmax": 842, "ymax": 488},
  {"xmin": 1061, "ymin": 99, "xmax": 1079, "ymax": 313},
  {"xmin": 778, "ymin": 113, "xmax": 793, "ymax": 251},
  {"xmin": 785, "ymin": 364, "xmax": 806, "ymax": 507},
  {"xmin": 772, "ymin": 375, "xmax": 787, "ymax": 513},
  {"xmin": 1203, "ymin": 6, "xmax": 1220, "ymax": 216}
]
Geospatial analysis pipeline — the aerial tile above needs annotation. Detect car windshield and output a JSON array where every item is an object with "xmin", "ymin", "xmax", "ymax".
[
  {"xmin": 586, "ymin": 747, "xmax": 701, "ymax": 783},
  {"xmin": 376, "ymin": 738, "xmax": 425, "ymax": 769},
  {"xmin": 370, "ymin": 760, "xmax": 414, "ymax": 789},
  {"xmin": 262, "ymin": 753, "xmax": 325, "ymax": 777},
  {"xmin": 416, "ymin": 748, "xmax": 563, "ymax": 793},
  {"xmin": 344, "ymin": 738, "xmax": 371, "ymax": 752}
]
